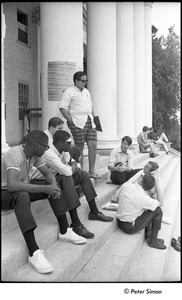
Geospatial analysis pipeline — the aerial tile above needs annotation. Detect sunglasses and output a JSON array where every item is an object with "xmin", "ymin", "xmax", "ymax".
[
  {"xmin": 79, "ymin": 79, "xmax": 88, "ymax": 83},
  {"xmin": 37, "ymin": 142, "xmax": 50, "ymax": 151}
]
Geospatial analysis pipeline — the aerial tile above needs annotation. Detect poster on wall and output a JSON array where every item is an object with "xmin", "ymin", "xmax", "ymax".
[{"xmin": 48, "ymin": 61, "xmax": 76, "ymax": 101}]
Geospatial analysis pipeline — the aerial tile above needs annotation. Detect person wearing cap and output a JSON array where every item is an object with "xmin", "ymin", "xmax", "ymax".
[
  {"xmin": 137, "ymin": 126, "xmax": 159, "ymax": 157},
  {"xmin": 1, "ymin": 130, "xmax": 88, "ymax": 275},
  {"xmin": 59, "ymin": 71, "xmax": 101, "ymax": 179},
  {"xmin": 43, "ymin": 130, "xmax": 114, "ymax": 238},
  {"xmin": 108, "ymin": 136, "xmax": 142, "ymax": 185},
  {"xmin": 116, "ymin": 174, "xmax": 166, "ymax": 250},
  {"xmin": 147, "ymin": 127, "xmax": 171, "ymax": 155}
]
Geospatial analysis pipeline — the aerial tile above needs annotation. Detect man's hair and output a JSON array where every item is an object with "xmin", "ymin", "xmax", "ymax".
[
  {"xmin": 73, "ymin": 71, "xmax": 86, "ymax": 83},
  {"xmin": 142, "ymin": 126, "xmax": 149, "ymax": 132},
  {"xmin": 142, "ymin": 174, "xmax": 155, "ymax": 191},
  {"xmin": 25, "ymin": 130, "xmax": 48, "ymax": 146},
  {"xmin": 53, "ymin": 130, "xmax": 71, "ymax": 145},
  {"xmin": 153, "ymin": 128, "xmax": 157, "ymax": 133},
  {"xmin": 121, "ymin": 136, "xmax": 132, "ymax": 146},
  {"xmin": 148, "ymin": 161, "xmax": 159, "ymax": 172},
  {"xmin": 48, "ymin": 117, "xmax": 64, "ymax": 129}
]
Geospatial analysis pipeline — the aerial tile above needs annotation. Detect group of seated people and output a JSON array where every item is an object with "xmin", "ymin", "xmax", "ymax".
[
  {"xmin": 137, "ymin": 126, "xmax": 171, "ymax": 156},
  {"xmin": 1, "ymin": 117, "xmax": 167, "ymax": 275}
]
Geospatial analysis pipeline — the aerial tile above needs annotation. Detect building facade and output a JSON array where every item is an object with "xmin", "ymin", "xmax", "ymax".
[{"xmin": 1, "ymin": 2, "xmax": 153, "ymax": 152}]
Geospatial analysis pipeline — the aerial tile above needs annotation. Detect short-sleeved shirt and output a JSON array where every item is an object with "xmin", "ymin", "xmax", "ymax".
[
  {"xmin": 1, "ymin": 145, "xmax": 45, "ymax": 189},
  {"xmin": 108, "ymin": 147, "xmax": 134, "ymax": 169},
  {"xmin": 116, "ymin": 181, "xmax": 160, "ymax": 223},
  {"xmin": 59, "ymin": 85, "xmax": 95, "ymax": 129}
]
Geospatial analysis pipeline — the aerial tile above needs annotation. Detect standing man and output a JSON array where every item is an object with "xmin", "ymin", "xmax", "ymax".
[
  {"xmin": 108, "ymin": 136, "xmax": 142, "ymax": 185},
  {"xmin": 59, "ymin": 71, "xmax": 100, "ymax": 179}
]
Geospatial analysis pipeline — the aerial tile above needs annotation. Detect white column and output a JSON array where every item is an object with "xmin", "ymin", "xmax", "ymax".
[
  {"xmin": 144, "ymin": 2, "xmax": 153, "ymax": 127},
  {"xmin": 87, "ymin": 2, "xmax": 119, "ymax": 149},
  {"xmin": 1, "ymin": 4, "xmax": 10, "ymax": 153},
  {"xmin": 116, "ymin": 2, "xmax": 135, "ymax": 139},
  {"xmin": 133, "ymin": 2, "xmax": 146, "ymax": 136},
  {"xmin": 40, "ymin": 2, "xmax": 83, "ymax": 130}
]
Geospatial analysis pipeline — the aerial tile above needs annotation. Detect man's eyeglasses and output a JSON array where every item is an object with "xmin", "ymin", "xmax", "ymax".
[
  {"xmin": 79, "ymin": 79, "xmax": 88, "ymax": 83},
  {"xmin": 38, "ymin": 143, "xmax": 50, "ymax": 151}
]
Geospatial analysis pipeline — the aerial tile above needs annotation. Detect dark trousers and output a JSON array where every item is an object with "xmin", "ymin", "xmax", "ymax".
[
  {"xmin": 110, "ymin": 168, "xmax": 142, "ymax": 185},
  {"xmin": 1, "ymin": 179, "xmax": 80, "ymax": 235},
  {"xmin": 117, "ymin": 207, "xmax": 163, "ymax": 234},
  {"xmin": 56, "ymin": 169, "xmax": 97, "ymax": 204}
]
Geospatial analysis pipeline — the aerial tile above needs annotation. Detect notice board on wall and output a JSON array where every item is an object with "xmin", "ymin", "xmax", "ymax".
[{"xmin": 48, "ymin": 61, "xmax": 76, "ymax": 101}]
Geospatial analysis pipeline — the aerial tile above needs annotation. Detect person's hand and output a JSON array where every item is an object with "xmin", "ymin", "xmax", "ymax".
[
  {"xmin": 44, "ymin": 185, "xmax": 62, "ymax": 198},
  {"xmin": 115, "ymin": 164, "xmax": 125, "ymax": 172}
]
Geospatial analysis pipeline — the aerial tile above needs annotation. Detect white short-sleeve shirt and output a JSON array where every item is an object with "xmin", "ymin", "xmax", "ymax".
[
  {"xmin": 59, "ymin": 86, "xmax": 95, "ymax": 129},
  {"xmin": 116, "ymin": 181, "xmax": 160, "ymax": 223}
]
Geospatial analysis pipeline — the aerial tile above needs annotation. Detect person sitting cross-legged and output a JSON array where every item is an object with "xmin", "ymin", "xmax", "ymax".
[
  {"xmin": 116, "ymin": 173, "xmax": 166, "ymax": 250},
  {"xmin": 36, "ymin": 130, "xmax": 114, "ymax": 238},
  {"xmin": 108, "ymin": 136, "xmax": 142, "ymax": 185},
  {"xmin": 1, "ymin": 130, "xmax": 88, "ymax": 275}
]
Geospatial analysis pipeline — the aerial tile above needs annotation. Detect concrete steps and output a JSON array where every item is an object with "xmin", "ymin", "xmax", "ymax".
[
  {"xmin": 1, "ymin": 147, "xmax": 179, "ymax": 282},
  {"xmin": 72, "ymin": 154, "xmax": 180, "ymax": 282}
]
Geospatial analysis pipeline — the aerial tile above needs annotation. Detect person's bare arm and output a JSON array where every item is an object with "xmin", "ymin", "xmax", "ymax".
[
  {"xmin": 59, "ymin": 108, "xmax": 72, "ymax": 123},
  {"xmin": 7, "ymin": 169, "xmax": 61, "ymax": 197}
]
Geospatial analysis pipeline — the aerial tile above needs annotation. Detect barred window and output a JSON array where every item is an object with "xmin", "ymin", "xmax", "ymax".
[
  {"xmin": 17, "ymin": 10, "xmax": 28, "ymax": 45},
  {"xmin": 19, "ymin": 83, "xmax": 29, "ymax": 120}
]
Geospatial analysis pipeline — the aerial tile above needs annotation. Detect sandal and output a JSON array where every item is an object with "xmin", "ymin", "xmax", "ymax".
[
  {"xmin": 171, "ymin": 237, "xmax": 181, "ymax": 252},
  {"xmin": 88, "ymin": 173, "xmax": 101, "ymax": 179}
]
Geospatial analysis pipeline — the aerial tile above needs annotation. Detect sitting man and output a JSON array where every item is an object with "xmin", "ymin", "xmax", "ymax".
[
  {"xmin": 44, "ymin": 116, "xmax": 64, "ymax": 147},
  {"xmin": 148, "ymin": 127, "xmax": 170, "ymax": 155},
  {"xmin": 137, "ymin": 126, "xmax": 159, "ymax": 158},
  {"xmin": 1, "ymin": 130, "xmax": 89, "ymax": 275},
  {"xmin": 116, "ymin": 173, "xmax": 166, "ymax": 250},
  {"xmin": 36, "ymin": 130, "xmax": 114, "ymax": 238},
  {"xmin": 108, "ymin": 136, "xmax": 142, "ymax": 185}
]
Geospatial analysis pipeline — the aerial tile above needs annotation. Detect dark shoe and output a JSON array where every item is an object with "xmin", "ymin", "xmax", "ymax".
[
  {"xmin": 147, "ymin": 236, "xmax": 164, "ymax": 244},
  {"xmin": 171, "ymin": 238, "xmax": 181, "ymax": 252},
  {"xmin": 88, "ymin": 212, "xmax": 114, "ymax": 222},
  {"xmin": 72, "ymin": 224, "xmax": 94, "ymax": 239},
  {"xmin": 148, "ymin": 240, "xmax": 167, "ymax": 250},
  {"xmin": 166, "ymin": 151, "xmax": 170, "ymax": 155}
]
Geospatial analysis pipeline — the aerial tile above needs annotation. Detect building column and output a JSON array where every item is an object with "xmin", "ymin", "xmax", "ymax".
[
  {"xmin": 116, "ymin": 2, "xmax": 135, "ymax": 139},
  {"xmin": 133, "ymin": 2, "xmax": 146, "ymax": 136},
  {"xmin": 40, "ymin": 2, "xmax": 83, "ymax": 130},
  {"xmin": 1, "ymin": 5, "xmax": 10, "ymax": 153},
  {"xmin": 144, "ymin": 2, "xmax": 153, "ymax": 127},
  {"xmin": 87, "ymin": 2, "xmax": 119, "ymax": 149}
]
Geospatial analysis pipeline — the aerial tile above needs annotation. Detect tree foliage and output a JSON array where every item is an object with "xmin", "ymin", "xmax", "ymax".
[{"xmin": 152, "ymin": 25, "xmax": 181, "ymax": 151}]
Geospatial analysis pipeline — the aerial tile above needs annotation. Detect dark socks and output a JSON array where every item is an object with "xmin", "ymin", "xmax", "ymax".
[
  {"xmin": 88, "ymin": 198, "xmax": 99, "ymax": 215},
  {"xmin": 69, "ymin": 208, "xmax": 81, "ymax": 228},
  {"xmin": 23, "ymin": 229, "xmax": 39, "ymax": 257},
  {"xmin": 57, "ymin": 214, "xmax": 69, "ymax": 234}
]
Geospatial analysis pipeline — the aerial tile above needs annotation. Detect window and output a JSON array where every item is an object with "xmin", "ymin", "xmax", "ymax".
[
  {"xmin": 19, "ymin": 83, "xmax": 29, "ymax": 120},
  {"xmin": 17, "ymin": 10, "xmax": 28, "ymax": 45}
]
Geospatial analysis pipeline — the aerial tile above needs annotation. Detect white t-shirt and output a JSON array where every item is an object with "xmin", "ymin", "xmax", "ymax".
[{"xmin": 116, "ymin": 181, "xmax": 160, "ymax": 223}]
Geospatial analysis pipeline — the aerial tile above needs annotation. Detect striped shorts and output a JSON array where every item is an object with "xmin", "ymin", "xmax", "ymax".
[{"xmin": 67, "ymin": 116, "xmax": 97, "ymax": 145}]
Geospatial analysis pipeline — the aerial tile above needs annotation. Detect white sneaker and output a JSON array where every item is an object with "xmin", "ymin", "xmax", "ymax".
[
  {"xmin": 58, "ymin": 227, "xmax": 87, "ymax": 244},
  {"xmin": 28, "ymin": 249, "xmax": 54, "ymax": 274}
]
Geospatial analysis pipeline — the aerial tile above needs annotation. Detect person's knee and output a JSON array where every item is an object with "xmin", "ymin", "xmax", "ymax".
[
  {"xmin": 14, "ymin": 192, "xmax": 30, "ymax": 207},
  {"xmin": 87, "ymin": 140, "xmax": 97, "ymax": 151},
  {"xmin": 156, "ymin": 207, "xmax": 163, "ymax": 218}
]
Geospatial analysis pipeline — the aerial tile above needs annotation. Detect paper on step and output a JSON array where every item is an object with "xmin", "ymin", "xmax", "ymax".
[
  {"xmin": 102, "ymin": 201, "xmax": 118, "ymax": 211},
  {"xmin": 162, "ymin": 216, "xmax": 172, "ymax": 225}
]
